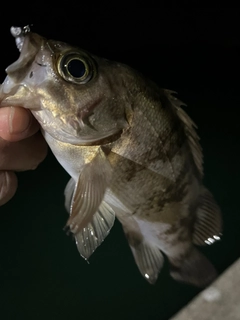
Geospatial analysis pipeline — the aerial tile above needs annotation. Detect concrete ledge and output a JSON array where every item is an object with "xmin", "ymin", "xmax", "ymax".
[{"xmin": 170, "ymin": 258, "xmax": 240, "ymax": 320}]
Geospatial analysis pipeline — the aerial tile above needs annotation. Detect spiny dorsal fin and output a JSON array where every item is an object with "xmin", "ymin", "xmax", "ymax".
[{"xmin": 165, "ymin": 89, "xmax": 204, "ymax": 177}]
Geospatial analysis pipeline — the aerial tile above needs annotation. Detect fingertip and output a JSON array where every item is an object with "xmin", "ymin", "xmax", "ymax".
[
  {"xmin": 0, "ymin": 107, "xmax": 39, "ymax": 141},
  {"xmin": 0, "ymin": 171, "xmax": 18, "ymax": 206}
]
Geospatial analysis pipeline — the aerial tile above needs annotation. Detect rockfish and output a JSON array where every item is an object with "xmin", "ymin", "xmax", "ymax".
[{"xmin": 0, "ymin": 26, "xmax": 222, "ymax": 287}]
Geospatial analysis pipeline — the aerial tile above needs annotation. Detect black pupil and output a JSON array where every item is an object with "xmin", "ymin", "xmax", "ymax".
[{"xmin": 67, "ymin": 59, "xmax": 86, "ymax": 78}]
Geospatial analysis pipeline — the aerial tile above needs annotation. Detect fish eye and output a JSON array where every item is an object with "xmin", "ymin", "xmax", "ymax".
[
  {"xmin": 57, "ymin": 51, "xmax": 95, "ymax": 84},
  {"xmin": 67, "ymin": 59, "xmax": 86, "ymax": 78}
]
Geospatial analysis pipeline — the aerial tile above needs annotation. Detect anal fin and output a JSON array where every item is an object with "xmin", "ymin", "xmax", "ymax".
[
  {"xmin": 125, "ymin": 229, "xmax": 164, "ymax": 284},
  {"xmin": 130, "ymin": 242, "xmax": 164, "ymax": 284}
]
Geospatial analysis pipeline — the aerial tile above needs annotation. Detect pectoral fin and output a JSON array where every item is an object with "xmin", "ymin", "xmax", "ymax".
[
  {"xmin": 64, "ymin": 177, "xmax": 75, "ymax": 213},
  {"xmin": 65, "ymin": 148, "xmax": 112, "ymax": 234},
  {"xmin": 74, "ymin": 201, "xmax": 115, "ymax": 260}
]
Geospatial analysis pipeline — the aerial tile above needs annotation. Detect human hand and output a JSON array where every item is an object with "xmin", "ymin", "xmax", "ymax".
[{"xmin": 0, "ymin": 107, "xmax": 48, "ymax": 205}]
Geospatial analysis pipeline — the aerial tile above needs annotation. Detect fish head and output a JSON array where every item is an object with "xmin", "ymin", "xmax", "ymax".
[{"xmin": 0, "ymin": 26, "xmax": 132, "ymax": 145}]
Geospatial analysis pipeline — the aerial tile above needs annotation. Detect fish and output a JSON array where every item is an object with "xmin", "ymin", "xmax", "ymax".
[{"xmin": 0, "ymin": 26, "xmax": 222, "ymax": 287}]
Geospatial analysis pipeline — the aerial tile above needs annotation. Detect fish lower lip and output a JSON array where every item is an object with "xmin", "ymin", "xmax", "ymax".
[{"xmin": 0, "ymin": 84, "xmax": 33, "ymax": 107}]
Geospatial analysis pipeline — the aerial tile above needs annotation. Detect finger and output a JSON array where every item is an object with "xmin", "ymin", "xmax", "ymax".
[
  {"xmin": 0, "ymin": 171, "xmax": 18, "ymax": 206},
  {"xmin": 0, "ymin": 107, "xmax": 40, "ymax": 141},
  {"xmin": 0, "ymin": 132, "xmax": 48, "ymax": 171}
]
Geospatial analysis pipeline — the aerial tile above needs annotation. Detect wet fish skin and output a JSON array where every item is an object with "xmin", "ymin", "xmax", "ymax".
[{"xmin": 0, "ymin": 27, "xmax": 222, "ymax": 287}]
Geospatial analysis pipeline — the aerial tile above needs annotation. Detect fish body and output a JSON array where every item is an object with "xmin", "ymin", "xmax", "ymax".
[{"xmin": 0, "ymin": 27, "xmax": 222, "ymax": 287}]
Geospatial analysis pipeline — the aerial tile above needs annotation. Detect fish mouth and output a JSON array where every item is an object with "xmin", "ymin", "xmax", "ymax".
[
  {"xmin": 6, "ymin": 26, "xmax": 44, "ymax": 75},
  {"xmin": 0, "ymin": 26, "xmax": 41, "ymax": 105},
  {"xmin": 10, "ymin": 26, "xmax": 31, "ymax": 52}
]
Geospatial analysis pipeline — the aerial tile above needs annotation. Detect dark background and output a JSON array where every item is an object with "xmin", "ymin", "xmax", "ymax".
[{"xmin": 0, "ymin": 6, "xmax": 239, "ymax": 320}]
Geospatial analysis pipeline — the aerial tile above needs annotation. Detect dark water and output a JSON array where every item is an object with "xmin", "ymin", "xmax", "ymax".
[{"xmin": 0, "ymin": 7, "xmax": 239, "ymax": 320}]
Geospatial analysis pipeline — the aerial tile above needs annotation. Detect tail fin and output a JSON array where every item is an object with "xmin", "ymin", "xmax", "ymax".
[{"xmin": 169, "ymin": 247, "xmax": 217, "ymax": 288}]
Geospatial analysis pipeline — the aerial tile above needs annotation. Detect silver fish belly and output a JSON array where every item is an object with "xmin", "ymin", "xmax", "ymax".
[{"xmin": 0, "ymin": 26, "xmax": 222, "ymax": 287}]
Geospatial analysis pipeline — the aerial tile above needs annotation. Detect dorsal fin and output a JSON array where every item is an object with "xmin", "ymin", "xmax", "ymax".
[
  {"xmin": 193, "ymin": 187, "xmax": 222, "ymax": 246},
  {"xmin": 165, "ymin": 89, "xmax": 204, "ymax": 177}
]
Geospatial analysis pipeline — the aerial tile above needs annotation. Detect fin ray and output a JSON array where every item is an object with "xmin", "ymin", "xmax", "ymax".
[
  {"xmin": 64, "ymin": 177, "xmax": 75, "ymax": 213},
  {"xmin": 66, "ymin": 148, "xmax": 112, "ymax": 234},
  {"xmin": 193, "ymin": 187, "xmax": 222, "ymax": 246},
  {"xmin": 166, "ymin": 89, "xmax": 204, "ymax": 176},
  {"xmin": 130, "ymin": 241, "xmax": 164, "ymax": 284},
  {"xmin": 74, "ymin": 201, "xmax": 115, "ymax": 259}
]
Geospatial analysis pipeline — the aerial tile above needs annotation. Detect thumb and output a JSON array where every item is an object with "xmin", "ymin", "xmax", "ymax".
[{"xmin": 0, "ymin": 107, "xmax": 40, "ymax": 141}]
